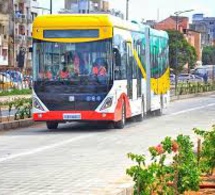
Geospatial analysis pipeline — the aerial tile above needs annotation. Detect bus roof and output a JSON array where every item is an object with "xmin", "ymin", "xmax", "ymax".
[
  {"xmin": 33, "ymin": 14, "xmax": 139, "ymax": 29},
  {"xmin": 33, "ymin": 14, "xmax": 168, "ymax": 38}
]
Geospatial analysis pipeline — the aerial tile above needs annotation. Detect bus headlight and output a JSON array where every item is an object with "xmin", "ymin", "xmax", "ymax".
[
  {"xmin": 100, "ymin": 97, "xmax": 113, "ymax": 111},
  {"xmin": 33, "ymin": 98, "xmax": 45, "ymax": 111}
]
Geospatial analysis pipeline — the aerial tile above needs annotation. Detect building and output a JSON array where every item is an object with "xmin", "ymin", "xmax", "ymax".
[
  {"xmin": 144, "ymin": 20, "xmax": 156, "ymax": 28},
  {"xmin": 64, "ymin": 0, "xmax": 109, "ymax": 13},
  {"xmin": 155, "ymin": 16, "xmax": 189, "ymax": 32},
  {"xmin": 13, "ymin": 0, "xmax": 39, "ymax": 71},
  {"xmin": 155, "ymin": 15, "xmax": 202, "ymax": 61},
  {"xmin": 0, "ymin": 0, "xmax": 9, "ymax": 66},
  {"xmin": 184, "ymin": 29, "xmax": 202, "ymax": 61},
  {"xmin": 0, "ymin": 0, "xmax": 39, "ymax": 71},
  {"xmin": 191, "ymin": 14, "xmax": 214, "ymax": 46}
]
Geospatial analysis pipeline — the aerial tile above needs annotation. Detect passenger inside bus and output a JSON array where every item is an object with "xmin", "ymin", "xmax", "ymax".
[
  {"xmin": 59, "ymin": 64, "xmax": 70, "ymax": 79},
  {"xmin": 44, "ymin": 66, "xmax": 53, "ymax": 80},
  {"xmin": 92, "ymin": 58, "xmax": 107, "ymax": 76}
]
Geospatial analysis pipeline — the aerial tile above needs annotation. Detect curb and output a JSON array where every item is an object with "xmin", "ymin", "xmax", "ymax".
[
  {"xmin": 170, "ymin": 91, "xmax": 215, "ymax": 102},
  {"xmin": 0, "ymin": 118, "xmax": 34, "ymax": 131}
]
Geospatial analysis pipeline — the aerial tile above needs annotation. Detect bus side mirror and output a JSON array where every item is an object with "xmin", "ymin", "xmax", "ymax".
[
  {"xmin": 113, "ymin": 48, "xmax": 121, "ymax": 66},
  {"xmin": 29, "ymin": 47, "xmax": 33, "ymax": 53}
]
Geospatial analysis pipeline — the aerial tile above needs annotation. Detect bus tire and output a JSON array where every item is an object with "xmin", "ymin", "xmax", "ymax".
[
  {"xmin": 46, "ymin": 122, "xmax": 58, "ymax": 130},
  {"xmin": 114, "ymin": 101, "xmax": 126, "ymax": 129},
  {"xmin": 154, "ymin": 109, "xmax": 162, "ymax": 116},
  {"xmin": 136, "ymin": 99, "xmax": 144, "ymax": 122}
]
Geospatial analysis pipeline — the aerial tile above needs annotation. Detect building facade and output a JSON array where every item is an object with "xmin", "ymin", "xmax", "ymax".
[
  {"xmin": 64, "ymin": 0, "xmax": 109, "ymax": 13},
  {"xmin": 13, "ymin": 0, "xmax": 39, "ymax": 71},
  {"xmin": 155, "ymin": 16, "xmax": 202, "ymax": 61},
  {"xmin": 155, "ymin": 16, "xmax": 189, "ymax": 32},
  {"xmin": 191, "ymin": 14, "xmax": 214, "ymax": 46},
  {"xmin": 0, "ymin": 0, "xmax": 9, "ymax": 66},
  {"xmin": 0, "ymin": 0, "xmax": 38, "ymax": 71}
]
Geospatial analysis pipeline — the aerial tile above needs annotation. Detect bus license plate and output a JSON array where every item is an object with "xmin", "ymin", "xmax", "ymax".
[{"xmin": 63, "ymin": 113, "xmax": 81, "ymax": 120}]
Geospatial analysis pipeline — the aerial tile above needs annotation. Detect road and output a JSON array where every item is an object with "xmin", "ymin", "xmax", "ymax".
[{"xmin": 0, "ymin": 94, "xmax": 214, "ymax": 195}]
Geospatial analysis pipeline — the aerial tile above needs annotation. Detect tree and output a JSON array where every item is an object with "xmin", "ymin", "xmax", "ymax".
[
  {"xmin": 166, "ymin": 30, "xmax": 197, "ymax": 74},
  {"xmin": 202, "ymin": 46, "xmax": 215, "ymax": 65}
]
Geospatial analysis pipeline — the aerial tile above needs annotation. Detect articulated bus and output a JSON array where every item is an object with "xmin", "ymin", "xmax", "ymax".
[{"xmin": 32, "ymin": 14, "xmax": 170, "ymax": 129}]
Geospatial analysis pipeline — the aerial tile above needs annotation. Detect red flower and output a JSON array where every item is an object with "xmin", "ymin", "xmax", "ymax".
[
  {"xmin": 172, "ymin": 141, "xmax": 179, "ymax": 152},
  {"xmin": 155, "ymin": 144, "xmax": 164, "ymax": 154}
]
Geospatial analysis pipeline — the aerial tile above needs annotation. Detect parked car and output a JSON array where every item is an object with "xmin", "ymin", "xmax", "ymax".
[
  {"xmin": 193, "ymin": 65, "xmax": 215, "ymax": 81},
  {"xmin": 178, "ymin": 73, "xmax": 203, "ymax": 83},
  {"xmin": 4, "ymin": 70, "xmax": 26, "ymax": 89}
]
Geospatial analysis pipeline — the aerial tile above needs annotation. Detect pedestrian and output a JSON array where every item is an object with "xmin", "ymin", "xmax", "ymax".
[{"xmin": 203, "ymin": 72, "xmax": 208, "ymax": 83}]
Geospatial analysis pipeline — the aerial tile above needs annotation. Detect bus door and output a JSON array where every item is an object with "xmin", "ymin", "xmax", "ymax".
[
  {"xmin": 126, "ymin": 42, "xmax": 133, "ymax": 100},
  {"xmin": 136, "ymin": 43, "xmax": 142, "ymax": 98},
  {"xmin": 152, "ymin": 44, "xmax": 161, "ymax": 110},
  {"xmin": 154, "ymin": 45, "xmax": 159, "ymax": 95}
]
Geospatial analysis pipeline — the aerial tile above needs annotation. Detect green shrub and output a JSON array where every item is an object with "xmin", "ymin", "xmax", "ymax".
[
  {"xmin": 194, "ymin": 126, "xmax": 215, "ymax": 175},
  {"xmin": 0, "ymin": 89, "xmax": 32, "ymax": 97}
]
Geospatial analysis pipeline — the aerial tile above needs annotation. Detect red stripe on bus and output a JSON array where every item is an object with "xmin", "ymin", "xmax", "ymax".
[
  {"xmin": 33, "ymin": 111, "xmax": 115, "ymax": 121},
  {"xmin": 33, "ymin": 94, "xmax": 132, "ymax": 122}
]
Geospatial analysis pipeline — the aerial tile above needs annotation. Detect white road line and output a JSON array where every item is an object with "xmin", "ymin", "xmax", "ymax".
[
  {"xmin": 0, "ymin": 134, "xmax": 94, "ymax": 163},
  {"xmin": 168, "ymin": 103, "xmax": 215, "ymax": 116}
]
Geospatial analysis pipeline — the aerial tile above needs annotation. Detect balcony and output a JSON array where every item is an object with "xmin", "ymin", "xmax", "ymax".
[
  {"xmin": 17, "ymin": 0, "xmax": 29, "ymax": 3},
  {"xmin": 26, "ymin": 14, "xmax": 32, "ymax": 23},
  {"xmin": 14, "ymin": 35, "xmax": 27, "ymax": 44},
  {"xmin": 20, "ymin": 14, "xmax": 27, "ymax": 23},
  {"xmin": 14, "ymin": 35, "xmax": 22, "ymax": 44},
  {"xmin": 0, "ymin": 35, "xmax": 8, "ymax": 48},
  {"xmin": 27, "ymin": 36, "xmax": 32, "ymax": 45},
  {"xmin": 14, "ymin": 12, "xmax": 27, "ymax": 23}
]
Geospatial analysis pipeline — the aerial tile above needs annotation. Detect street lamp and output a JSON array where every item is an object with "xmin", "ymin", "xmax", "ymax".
[{"xmin": 174, "ymin": 9, "xmax": 194, "ymax": 95}]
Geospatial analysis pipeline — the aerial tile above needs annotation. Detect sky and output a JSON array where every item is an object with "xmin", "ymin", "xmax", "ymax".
[{"xmin": 40, "ymin": 0, "xmax": 215, "ymax": 22}]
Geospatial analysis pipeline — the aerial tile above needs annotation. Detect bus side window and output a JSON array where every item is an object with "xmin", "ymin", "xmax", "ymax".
[{"xmin": 113, "ymin": 47, "xmax": 126, "ymax": 80}]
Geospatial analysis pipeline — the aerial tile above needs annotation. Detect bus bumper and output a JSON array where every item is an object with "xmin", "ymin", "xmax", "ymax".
[{"xmin": 33, "ymin": 111, "xmax": 115, "ymax": 122}]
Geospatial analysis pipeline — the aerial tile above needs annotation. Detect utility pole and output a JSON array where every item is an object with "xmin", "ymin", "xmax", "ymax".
[
  {"xmin": 174, "ymin": 9, "xmax": 194, "ymax": 95},
  {"xmin": 126, "ymin": 0, "xmax": 129, "ymax": 20},
  {"xmin": 87, "ymin": 0, "xmax": 90, "ymax": 13},
  {"xmin": 50, "ymin": 0, "xmax": 52, "ymax": 14}
]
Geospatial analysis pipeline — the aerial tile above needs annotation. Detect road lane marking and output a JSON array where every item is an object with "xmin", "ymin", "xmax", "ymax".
[
  {"xmin": 168, "ymin": 103, "xmax": 215, "ymax": 116},
  {"xmin": 0, "ymin": 134, "xmax": 94, "ymax": 163}
]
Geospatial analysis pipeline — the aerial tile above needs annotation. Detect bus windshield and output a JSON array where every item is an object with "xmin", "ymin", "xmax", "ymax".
[{"xmin": 33, "ymin": 39, "xmax": 112, "ymax": 85}]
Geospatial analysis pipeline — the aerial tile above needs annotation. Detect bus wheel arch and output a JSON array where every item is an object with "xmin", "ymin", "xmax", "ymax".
[
  {"xmin": 46, "ymin": 121, "xmax": 58, "ymax": 130},
  {"xmin": 114, "ymin": 99, "xmax": 126, "ymax": 129}
]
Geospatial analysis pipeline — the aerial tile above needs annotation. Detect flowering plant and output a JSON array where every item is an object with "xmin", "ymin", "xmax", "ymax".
[{"xmin": 127, "ymin": 135, "xmax": 200, "ymax": 195}]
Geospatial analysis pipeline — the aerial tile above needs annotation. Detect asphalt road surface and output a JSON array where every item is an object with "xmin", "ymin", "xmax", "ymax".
[{"xmin": 0, "ymin": 94, "xmax": 214, "ymax": 195}]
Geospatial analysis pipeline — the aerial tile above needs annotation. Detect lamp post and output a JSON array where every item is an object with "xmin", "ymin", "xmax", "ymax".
[
  {"xmin": 174, "ymin": 9, "xmax": 194, "ymax": 95},
  {"xmin": 126, "ymin": 0, "xmax": 129, "ymax": 20}
]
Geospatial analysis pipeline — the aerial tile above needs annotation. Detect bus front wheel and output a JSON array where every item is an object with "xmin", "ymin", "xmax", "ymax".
[
  {"xmin": 46, "ymin": 122, "xmax": 58, "ymax": 130},
  {"xmin": 114, "ymin": 102, "xmax": 126, "ymax": 129}
]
